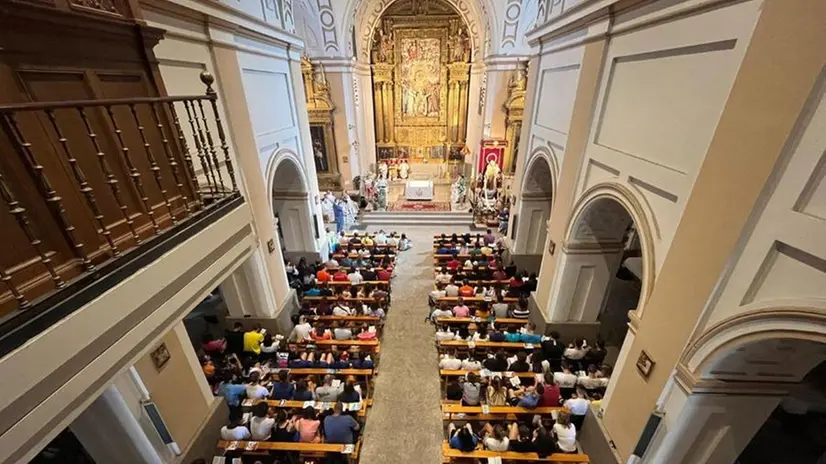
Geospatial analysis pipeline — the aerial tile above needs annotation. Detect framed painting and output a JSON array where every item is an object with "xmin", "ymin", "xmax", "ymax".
[{"xmin": 150, "ymin": 343, "xmax": 171, "ymax": 371}]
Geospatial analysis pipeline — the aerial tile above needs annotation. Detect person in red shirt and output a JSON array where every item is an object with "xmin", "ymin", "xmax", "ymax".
[
  {"xmin": 316, "ymin": 266, "xmax": 331, "ymax": 283},
  {"xmin": 333, "ymin": 269, "xmax": 349, "ymax": 281},
  {"xmin": 458, "ymin": 280, "xmax": 474, "ymax": 297},
  {"xmin": 509, "ymin": 271, "xmax": 525, "ymax": 292},
  {"xmin": 376, "ymin": 268, "xmax": 391, "ymax": 281},
  {"xmin": 446, "ymin": 255, "xmax": 461, "ymax": 271},
  {"xmin": 492, "ymin": 268, "xmax": 507, "ymax": 281},
  {"xmin": 538, "ymin": 373, "xmax": 561, "ymax": 407}
]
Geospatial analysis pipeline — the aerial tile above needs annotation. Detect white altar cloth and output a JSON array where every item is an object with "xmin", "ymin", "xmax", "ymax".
[{"xmin": 405, "ymin": 180, "xmax": 433, "ymax": 200}]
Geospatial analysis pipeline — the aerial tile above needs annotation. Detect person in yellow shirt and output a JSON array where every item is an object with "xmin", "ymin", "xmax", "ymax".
[
  {"xmin": 243, "ymin": 325, "xmax": 265, "ymax": 355},
  {"xmin": 362, "ymin": 235, "xmax": 374, "ymax": 247}
]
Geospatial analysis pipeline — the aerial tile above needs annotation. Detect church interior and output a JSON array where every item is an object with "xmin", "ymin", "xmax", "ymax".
[{"xmin": 0, "ymin": 0, "xmax": 825, "ymax": 463}]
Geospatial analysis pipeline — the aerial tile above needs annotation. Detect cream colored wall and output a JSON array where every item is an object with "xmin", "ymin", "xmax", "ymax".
[
  {"xmin": 134, "ymin": 323, "xmax": 212, "ymax": 450},
  {"xmin": 326, "ymin": 72, "xmax": 356, "ymax": 184},
  {"xmin": 0, "ymin": 203, "xmax": 255, "ymax": 464},
  {"xmin": 598, "ymin": 0, "xmax": 826, "ymax": 458}
]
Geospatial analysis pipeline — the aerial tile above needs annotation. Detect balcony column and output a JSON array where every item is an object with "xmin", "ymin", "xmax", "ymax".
[
  {"xmin": 210, "ymin": 31, "xmax": 292, "ymax": 314},
  {"xmin": 69, "ymin": 385, "xmax": 165, "ymax": 464}
]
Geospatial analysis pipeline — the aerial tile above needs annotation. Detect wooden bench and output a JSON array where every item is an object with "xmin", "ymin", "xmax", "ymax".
[
  {"xmin": 303, "ymin": 296, "xmax": 385, "ymax": 303},
  {"xmin": 438, "ymin": 340, "xmax": 536, "ymax": 353},
  {"xmin": 437, "ymin": 296, "xmax": 518, "ymax": 304},
  {"xmin": 316, "ymin": 280, "xmax": 392, "ymax": 288},
  {"xmin": 434, "ymin": 281, "xmax": 508, "ymax": 289},
  {"xmin": 441, "ymin": 442, "xmax": 589, "ymax": 462},
  {"xmin": 241, "ymin": 399, "xmax": 372, "ymax": 417},
  {"xmin": 435, "ymin": 317, "xmax": 529, "ymax": 327},
  {"xmin": 217, "ymin": 440, "xmax": 361, "ymax": 463},
  {"xmin": 333, "ymin": 253, "xmax": 396, "ymax": 259},
  {"xmin": 309, "ymin": 315, "xmax": 381, "ymax": 323},
  {"xmin": 441, "ymin": 402, "xmax": 564, "ymax": 420}
]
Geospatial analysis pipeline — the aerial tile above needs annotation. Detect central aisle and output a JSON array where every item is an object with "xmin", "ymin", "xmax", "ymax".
[{"xmin": 359, "ymin": 226, "xmax": 469, "ymax": 463}]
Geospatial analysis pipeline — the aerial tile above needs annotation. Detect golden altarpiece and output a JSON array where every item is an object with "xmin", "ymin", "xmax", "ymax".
[
  {"xmin": 301, "ymin": 56, "xmax": 340, "ymax": 190},
  {"xmin": 503, "ymin": 61, "xmax": 527, "ymax": 174},
  {"xmin": 370, "ymin": 0, "xmax": 471, "ymax": 178}
]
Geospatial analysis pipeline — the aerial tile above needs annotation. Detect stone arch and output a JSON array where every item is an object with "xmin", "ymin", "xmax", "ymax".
[
  {"xmin": 513, "ymin": 147, "xmax": 556, "ymax": 255},
  {"xmin": 343, "ymin": 0, "xmax": 495, "ymax": 62},
  {"xmin": 683, "ymin": 301, "xmax": 826, "ymax": 382},
  {"xmin": 564, "ymin": 183, "xmax": 657, "ymax": 317},
  {"xmin": 265, "ymin": 149, "xmax": 314, "ymax": 253}
]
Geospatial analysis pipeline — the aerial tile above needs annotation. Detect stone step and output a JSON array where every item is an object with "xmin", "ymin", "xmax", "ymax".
[{"xmin": 362, "ymin": 213, "xmax": 473, "ymax": 221}]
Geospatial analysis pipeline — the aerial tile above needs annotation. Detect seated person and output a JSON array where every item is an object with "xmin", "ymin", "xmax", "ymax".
[
  {"xmin": 270, "ymin": 370, "xmax": 295, "ymax": 400},
  {"xmin": 554, "ymin": 411, "xmax": 578, "ymax": 454},
  {"xmin": 304, "ymin": 282, "xmax": 322, "ymax": 297},
  {"xmin": 248, "ymin": 401, "xmax": 275, "ymax": 441},
  {"xmin": 340, "ymin": 255, "xmax": 354, "ymax": 268},
  {"xmin": 486, "ymin": 376, "xmax": 508, "ymax": 406},
  {"xmin": 508, "ymin": 423, "xmax": 534, "ymax": 453},
  {"xmin": 431, "ymin": 304, "xmax": 454, "ymax": 323},
  {"xmin": 292, "ymin": 380, "xmax": 315, "ymax": 401},
  {"xmin": 483, "ymin": 350, "xmax": 509, "ymax": 372},
  {"xmin": 446, "ymin": 255, "xmax": 462, "ymax": 271},
  {"xmin": 510, "ymin": 299, "xmax": 531, "ymax": 319},
  {"xmin": 444, "ymin": 282, "xmax": 460, "ymax": 297},
  {"xmin": 348, "ymin": 233, "xmax": 362, "ymax": 245},
  {"xmin": 338, "ymin": 381, "xmax": 362, "ymax": 403},
  {"xmin": 460, "ymin": 352, "xmax": 482, "ymax": 370},
  {"xmin": 492, "ymin": 267, "xmax": 507, "ymax": 281},
  {"xmin": 220, "ymin": 411, "xmax": 251, "ymax": 440},
  {"xmin": 361, "ymin": 267, "xmax": 377, "ymax": 281},
  {"xmin": 447, "ymin": 423, "xmax": 478, "ymax": 452},
  {"xmin": 435, "ymin": 268, "xmax": 452, "ymax": 284},
  {"xmin": 446, "ymin": 379, "xmax": 463, "ymax": 401},
  {"xmin": 439, "ymin": 349, "xmax": 463, "ymax": 370},
  {"xmin": 452, "ymin": 298, "xmax": 470, "ymax": 318},
  {"xmin": 508, "ymin": 351, "xmax": 531, "ymax": 372},
  {"xmin": 311, "ymin": 326, "xmax": 332, "ymax": 341},
  {"xmin": 460, "ymin": 372, "xmax": 482, "ymax": 406},
  {"xmin": 316, "ymin": 265, "xmax": 331, "ymax": 283},
  {"xmin": 458, "ymin": 280, "xmax": 474, "ymax": 297},
  {"xmin": 488, "ymin": 326, "xmax": 506, "ymax": 343},
  {"xmin": 436, "ymin": 243, "xmax": 453, "ymax": 255},
  {"xmin": 351, "ymin": 351, "xmax": 375, "ymax": 369},
  {"xmin": 244, "ymin": 371, "xmax": 269, "ymax": 400},
  {"xmin": 332, "ymin": 298, "xmax": 354, "ymax": 316},
  {"xmin": 289, "ymin": 316, "xmax": 313, "ymax": 342},
  {"xmin": 376, "ymin": 266, "xmax": 392, "ymax": 281},
  {"xmin": 398, "ymin": 233, "xmax": 412, "ymax": 251},
  {"xmin": 520, "ymin": 323, "xmax": 543, "ymax": 344},
  {"xmin": 504, "ymin": 326, "xmax": 522, "ymax": 343},
  {"xmin": 435, "ymin": 325, "xmax": 456, "ymax": 341},
  {"xmin": 362, "ymin": 235, "xmax": 374, "ymax": 247},
  {"xmin": 480, "ymin": 423, "xmax": 509, "ymax": 451},
  {"xmin": 296, "ymin": 407, "xmax": 322, "ymax": 443},
  {"xmin": 347, "ymin": 268, "xmax": 363, "ymax": 284},
  {"xmin": 492, "ymin": 294, "xmax": 510, "ymax": 318},
  {"xmin": 271, "ymin": 410, "xmax": 296, "ymax": 442},
  {"xmin": 333, "ymin": 268, "xmax": 349, "ymax": 282},
  {"xmin": 333, "ymin": 321, "xmax": 353, "ymax": 340},
  {"xmin": 323, "ymin": 401, "xmax": 361, "ymax": 444}
]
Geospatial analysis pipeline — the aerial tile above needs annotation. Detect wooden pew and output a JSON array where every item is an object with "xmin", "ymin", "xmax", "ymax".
[
  {"xmin": 334, "ymin": 253, "xmax": 396, "ymax": 260},
  {"xmin": 241, "ymin": 399, "xmax": 371, "ymax": 417},
  {"xmin": 437, "ymin": 296, "xmax": 518, "ymax": 305},
  {"xmin": 217, "ymin": 440, "xmax": 361, "ymax": 463},
  {"xmin": 433, "ymin": 280, "xmax": 508, "ymax": 289},
  {"xmin": 309, "ymin": 315, "xmax": 381, "ymax": 323},
  {"xmin": 435, "ymin": 317, "xmax": 529, "ymax": 327},
  {"xmin": 441, "ymin": 402, "xmax": 564, "ymax": 421},
  {"xmin": 316, "ymin": 280, "xmax": 392, "ymax": 288},
  {"xmin": 441, "ymin": 442, "xmax": 589, "ymax": 462},
  {"xmin": 438, "ymin": 340, "xmax": 537, "ymax": 354},
  {"xmin": 303, "ymin": 296, "xmax": 385, "ymax": 304}
]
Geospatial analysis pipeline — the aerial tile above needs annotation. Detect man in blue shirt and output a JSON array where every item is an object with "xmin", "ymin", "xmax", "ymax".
[
  {"xmin": 323, "ymin": 402, "xmax": 360, "ymax": 444},
  {"xmin": 217, "ymin": 374, "xmax": 246, "ymax": 411}
]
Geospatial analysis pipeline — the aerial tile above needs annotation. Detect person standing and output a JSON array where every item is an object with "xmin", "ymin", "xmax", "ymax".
[{"xmin": 333, "ymin": 200, "xmax": 345, "ymax": 233}]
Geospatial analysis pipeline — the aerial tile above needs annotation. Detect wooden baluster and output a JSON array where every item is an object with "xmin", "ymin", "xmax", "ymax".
[
  {"xmin": 0, "ymin": 157, "xmax": 64, "ymax": 289},
  {"xmin": 46, "ymin": 110, "xmax": 119, "ymax": 256},
  {"xmin": 2, "ymin": 114, "xmax": 94, "ymax": 270},
  {"xmin": 195, "ymin": 100, "xmax": 226, "ymax": 193},
  {"xmin": 129, "ymin": 104, "xmax": 176, "ymax": 224},
  {"xmin": 164, "ymin": 101, "xmax": 201, "ymax": 209},
  {"xmin": 201, "ymin": 72, "xmax": 238, "ymax": 192},
  {"xmin": 0, "ymin": 264, "xmax": 28, "ymax": 310},
  {"xmin": 183, "ymin": 101, "xmax": 217, "ymax": 195},
  {"xmin": 77, "ymin": 108, "xmax": 141, "ymax": 244},
  {"xmin": 105, "ymin": 106, "xmax": 160, "ymax": 234},
  {"xmin": 150, "ymin": 103, "xmax": 189, "ymax": 215}
]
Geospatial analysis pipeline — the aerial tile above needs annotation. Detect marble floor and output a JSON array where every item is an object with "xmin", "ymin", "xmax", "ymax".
[{"xmin": 358, "ymin": 226, "xmax": 471, "ymax": 464}]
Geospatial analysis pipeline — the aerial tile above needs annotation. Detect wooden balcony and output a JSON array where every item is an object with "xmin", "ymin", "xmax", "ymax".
[{"xmin": 0, "ymin": 71, "xmax": 242, "ymax": 347}]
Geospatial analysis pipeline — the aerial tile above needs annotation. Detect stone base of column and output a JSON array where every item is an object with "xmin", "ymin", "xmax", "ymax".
[
  {"xmin": 226, "ymin": 288, "xmax": 300, "ymax": 334},
  {"xmin": 508, "ymin": 253, "xmax": 544, "ymax": 275},
  {"xmin": 178, "ymin": 397, "xmax": 228, "ymax": 464},
  {"xmin": 527, "ymin": 292, "xmax": 601, "ymax": 341}
]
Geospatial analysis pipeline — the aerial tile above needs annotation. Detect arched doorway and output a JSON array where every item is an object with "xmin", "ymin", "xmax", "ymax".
[
  {"xmin": 513, "ymin": 150, "xmax": 554, "ymax": 257},
  {"xmin": 647, "ymin": 308, "xmax": 826, "ymax": 463},
  {"xmin": 268, "ymin": 152, "xmax": 314, "ymax": 255},
  {"xmin": 547, "ymin": 184, "xmax": 654, "ymax": 349},
  {"xmin": 368, "ymin": 0, "xmax": 473, "ymax": 177}
]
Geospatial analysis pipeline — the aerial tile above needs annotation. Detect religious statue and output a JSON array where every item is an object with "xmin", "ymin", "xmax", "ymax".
[
  {"xmin": 451, "ymin": 28, "xmax": 469, "ymax": 63},
  {"xmin": 375, "ymin": 177, "xmax": 388, "ymax": 210},
  {"xmin": 374, "ymin": 27, "xmax": 394, "ymax": 63},
  {"xmin": 398, "ymin": 160, "xmax": 410, "ymax": 180},
  {"xmin": 484, "ymin": 159, "xmax": 501, "ymax": 190},
  {"xmin": 379, "ymin": 161, "xmax": 389, "ymax": 180},
  {"xmin": 313, "ymin": 138, "xmax": 328, "ymax": 172}
]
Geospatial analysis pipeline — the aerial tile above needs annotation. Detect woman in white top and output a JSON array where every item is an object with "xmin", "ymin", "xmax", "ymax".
[
  {"xmin": 553, "ymin": 361, "xmax": 578, "ymax": 389},
  {"xmin": 564, "ymin": 338, "xmax": 587, "ymax": 364},
  {"xmin": 481, "ymin": 423, "xmax": 510, "ymax": 451},
  {"xmin": 245, "ymin": 372, "xmax": 270, "ymax": 400},
  {"xmin": 553, "ymin": 411, "xmax": 578, "ymax": 453},
  {"xmin": 220, "ymin": 415, "xmax": 251, "ymax": 441},
  {"xmin": 460, "ymin": 356, "xmax": 482, "ymax": 371},
  {"xmin": 249, "ymin": 402, "xmax": 275, "ymax": 441},
  {"xmin": 435, "ymin": 325, "xmax": 456, "ymax": 341},
  {"xmin": 439, "ymin": 350, "xmax": 463, "ymax": 370}
]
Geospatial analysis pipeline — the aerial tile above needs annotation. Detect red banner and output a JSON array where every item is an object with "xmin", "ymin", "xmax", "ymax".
[{"xmin": 478, "ymin": 139, "xmax": 506, "ymax": 173}]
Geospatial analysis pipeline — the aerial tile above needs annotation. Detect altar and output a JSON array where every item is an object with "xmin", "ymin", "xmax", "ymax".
[{"xmin": 405, "ymin": 180, "xmax": 434, "ymax": 201}]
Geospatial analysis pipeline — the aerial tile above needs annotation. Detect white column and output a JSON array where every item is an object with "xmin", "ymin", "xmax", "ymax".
[
  {"xmin": 220, "ymin": 249, "xmax": 280, "ymax": 318},
  {"xmin": 514, "ymin": 196, "xmax": 553, "ymax": 254},
  {"xmin": 643, "ymin": 388, "xmax": 781, "ymax": 463},
  {"xmin": 353, "ymin": 61, "xmax": 377, "ymax": 176},
  {"xmin": 466, "ymin": 60, "xmax": 486, "ymax": 167},
  {"xmin": 545, "ymin": 243, "xmax": 624, "ymax": 322},
  {"xmin": 70, "ymin": 385, "xmax": 165, "ymax": 464}
]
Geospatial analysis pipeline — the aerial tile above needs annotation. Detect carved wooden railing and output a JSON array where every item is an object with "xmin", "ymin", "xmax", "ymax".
[{"xmin": 0, "ymin": 72, "xmax": 239, "ymax": 318}]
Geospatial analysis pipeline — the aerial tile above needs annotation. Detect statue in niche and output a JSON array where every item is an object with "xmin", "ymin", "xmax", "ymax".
[
  {"xmin": 374, "ymin": 26, "xmax": 394, "ymax": 63},
  {"xmin": 450, "ymin": 27, "xmax": 470, "ymax": 63},
  {"xmin": 378, "ymin": 161, "xmax": 389, "ymax": 180},
  {"xmin": 312, "ymin": 138, "xmax": 328, "ymax": 172}
]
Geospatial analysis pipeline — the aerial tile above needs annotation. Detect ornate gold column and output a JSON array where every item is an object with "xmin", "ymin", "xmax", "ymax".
[
  {"xmin": 372, "ymin": 63, "xmax": 394, "ymax": 145},
  {"xmin": 503, "ymin": 61, "xmax": 527, "ymax": 174},
  {"xmin": 448, "ymin": 62, "xmax": 471, "ymax": 145}
]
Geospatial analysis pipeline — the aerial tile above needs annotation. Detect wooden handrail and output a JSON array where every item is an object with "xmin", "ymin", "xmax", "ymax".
[
  {"xmin": 441, "ymin": 442, "xmax": 589, "ymax": 462},
  {"xmin": 0, "ymin": 94, "xmax": 216, "ymax": 112}
]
